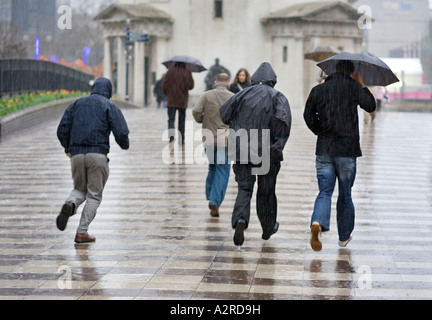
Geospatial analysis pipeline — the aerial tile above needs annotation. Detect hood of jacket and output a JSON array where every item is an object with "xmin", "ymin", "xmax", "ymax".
[
  {"xmin": 251, "ymin": 62, "xmax": 277, "ymax": 88},
  {"xmin": 91, "ymin": 77, "xmax": 112, "ymax": 99}
]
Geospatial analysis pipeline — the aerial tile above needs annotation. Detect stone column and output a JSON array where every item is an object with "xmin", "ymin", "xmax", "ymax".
[
  {"xmin": 116, "ymin": 36, "xmax": 126, "ymax": 100},
  {"xmin": 103, "ymin": 37, "xmax": 112, "ymax": 81},
  {"xmin": 157, "ymin": 37, "xmax": 170, "ymax": 78},
  {"xmin": 133, "ymin": 41, "xmax": 145, "ymax": 106}
]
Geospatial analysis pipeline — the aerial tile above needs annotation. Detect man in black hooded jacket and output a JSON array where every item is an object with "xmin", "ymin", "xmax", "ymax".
[
  {"xmin": 56, "ymin": 77, "xmax": 130, "ymax": 243},
  {"xmin": 220, "ymin": 62, "xmax": 292, "ymax": 246}
]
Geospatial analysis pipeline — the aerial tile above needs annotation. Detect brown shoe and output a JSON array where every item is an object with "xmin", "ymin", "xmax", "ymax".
[
  {"xmin": 74, "ymin": 233, "xmax": 96, "ymax": 244},
  {"xmin": 310, "ymin": 222, "xmax": 322, "ymax": 252},
  {"xmin": 209, "ymin": 202, "xmax": 219, "ymax": 217}
]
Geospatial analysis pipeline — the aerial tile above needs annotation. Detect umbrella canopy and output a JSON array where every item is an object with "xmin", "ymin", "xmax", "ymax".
[
  {"xmin": 317, "ymin": 52, "xmax": 400, "ymax": 86},
  {"xmin": 162, "ymin": 55, "xmax": 208, "ymax": 73},
  {"xmin": 304, "ymin": 45, "xmax": 341, "ymax": 62}
]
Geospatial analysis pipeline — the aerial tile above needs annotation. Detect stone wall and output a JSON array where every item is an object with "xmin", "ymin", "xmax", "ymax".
[{"xmin": 0, "ymin": 98, "xmax": 76, "ymax": 140}]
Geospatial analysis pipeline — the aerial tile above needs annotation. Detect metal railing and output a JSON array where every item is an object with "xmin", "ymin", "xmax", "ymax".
[{"xmin": 0, "ymin": 59, "xmax": 94, "ymax": 97}]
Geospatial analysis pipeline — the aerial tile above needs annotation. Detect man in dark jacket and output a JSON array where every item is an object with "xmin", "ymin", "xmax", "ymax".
[
  {"xmin": 56, "ymin": 77, "xmax": 130, "ymax": 243},
  {"xmin": 220, "ymin": 62, "xmax": 292, "ymax": 246},
  {"xmin": 304, "ymin": 60, "xmax": 376, "ymax": 252}
]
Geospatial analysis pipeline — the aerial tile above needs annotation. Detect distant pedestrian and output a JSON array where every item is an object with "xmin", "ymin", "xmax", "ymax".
[
  {"xmin": 220, "ymin": 62, "xmax": 292, "ymax": 246},
  {"xmin": 154, "ymin": 74, "xmax": 167, "ymax": 109},
  {"xmin": 162, "ymin": 62, "xmax": 195, "ymax": 145},
  {"xmin": 229, "ymin": 68, "xmax": 251, "ymax": 94},
  {"xmin": 376, "ymin": 86, "xmax": 388, "ymax": 111},
  {"xmin": 193, "ymin": 73, "xmax": 234, "ymax": 217},
  {"xmin": 56, "ymin": 77, "xmax": 130, "ymax": 243},
  {"xmin": 304, "ymin": 60, "xmax": 376, "ymax": 252},
  {"xmin": 205, "ymin": 58, "xmax": 231, "ymax": 91}
]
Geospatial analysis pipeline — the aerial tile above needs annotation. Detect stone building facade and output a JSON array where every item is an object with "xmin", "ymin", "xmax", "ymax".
[{"xmin": 95, "ymin": 0, "xmax": 363, "ymax": 107}]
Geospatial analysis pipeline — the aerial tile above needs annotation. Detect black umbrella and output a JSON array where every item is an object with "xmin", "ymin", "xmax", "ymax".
[
  {"xmin": 317, "ymin": 52, "xmax": 400, "ymax": 86},
  {"xmin": 162, "ymin": 55, "xmax": 208, "ymax": 73}
]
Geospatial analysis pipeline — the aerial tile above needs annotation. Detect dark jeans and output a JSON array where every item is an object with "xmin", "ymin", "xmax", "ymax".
[
  {"xmin": 232, "ymin": 162, "xmax": 281, "ymax": 238},
  {"xmin": 311, "ymin": 155, "xmax": 357, "ymax": 242},
  {"xmin": 167, "ymin": 107, "xmax": 186, "ymax": 145}
]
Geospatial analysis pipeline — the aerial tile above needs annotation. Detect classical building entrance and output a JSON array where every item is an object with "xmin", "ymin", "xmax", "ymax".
[
  {"xmin": 261, "ymin": 2, "xmax": 363, "ymax": 105},
  {"xmin": 95, "ymin": 1, "xmax": 362, "ymax": 108},
  {"xmin": 95, "ymin": 3, "xmax": 173, "ymax": 106}
]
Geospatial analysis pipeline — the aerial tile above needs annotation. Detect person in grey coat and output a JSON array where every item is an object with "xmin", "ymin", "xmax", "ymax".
[
  {"xmin": 56, "ymin": 77, "xmax": 130, "ymax": 243},
  {"xmin": 220, "ymin": 62, "xmax": 292, "ymax": 246}
]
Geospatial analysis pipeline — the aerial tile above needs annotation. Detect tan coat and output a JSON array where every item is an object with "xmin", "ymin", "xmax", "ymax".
[{"xmin": 193, "ymin": 82, "xmax": 234, "ymax": 147}]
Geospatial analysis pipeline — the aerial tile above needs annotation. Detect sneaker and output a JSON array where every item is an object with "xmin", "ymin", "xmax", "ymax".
[
  {"xmin": 310, "ymin": 222, "xmax": 322, "ymax": 252},
  {"xmin": 56, "ymin": 203, "xmax": 74, "ymax": 231},
  {"xmin": 262, "ymin": 222, "xmax": 279, "ymax": 240},
  {"xmin": 338, "ymin": 236, "xmax": 353, "ymax": 248},
  {"xmin": 209, "ymin": 202, "xmax": 219, "ymax": 218},
  {"xmin": 233, "ymin": 219, "xmax": 246, "ymax": 246},
  {"xmin": 74, "ymin": 233, "xmax": 96, "ymax": 244}
]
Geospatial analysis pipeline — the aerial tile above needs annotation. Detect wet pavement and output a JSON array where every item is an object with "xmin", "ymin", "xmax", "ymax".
[{"xmin": 0, "ymin": 104, "xmax": 431, "ymax": 300}]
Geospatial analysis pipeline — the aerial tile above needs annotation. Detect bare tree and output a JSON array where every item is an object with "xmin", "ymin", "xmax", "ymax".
[
  {"xmin": 46, "ymin": 1, "xmax": 115, "ymax": 65},
  {"xmin": 72, "ymin": 0, "xmax": 115, "ymax": 15},
  {"xmin": 0, "ymin": 23, "xmax": 27, "ymax": 59}
]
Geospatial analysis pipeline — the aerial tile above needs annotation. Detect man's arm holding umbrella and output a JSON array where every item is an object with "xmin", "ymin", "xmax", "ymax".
[{"xmin": 352, "ymin": 72, "xmax": 377, "ymax": 113}]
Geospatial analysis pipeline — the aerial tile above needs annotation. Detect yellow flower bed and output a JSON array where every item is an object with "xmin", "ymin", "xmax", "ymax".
[{"xmin": 0, "ymin": 90, "xmax": 88, "ymax": 117}]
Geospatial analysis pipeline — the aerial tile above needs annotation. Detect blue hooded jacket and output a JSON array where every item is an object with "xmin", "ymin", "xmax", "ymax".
[{"xmin": 57, "ymin": 77, "xmax": 130, "ymax": 156}]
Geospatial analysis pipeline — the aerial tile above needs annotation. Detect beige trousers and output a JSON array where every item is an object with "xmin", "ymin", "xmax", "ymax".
[{"xmin": 66, "ymin": 153, "xmax": 109, "ymax": 234}]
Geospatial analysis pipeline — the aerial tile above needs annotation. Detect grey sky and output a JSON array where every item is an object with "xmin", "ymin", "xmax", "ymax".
[{"xmin": 70, "ymin": 0, "xmax": 114, "ymax": 14}]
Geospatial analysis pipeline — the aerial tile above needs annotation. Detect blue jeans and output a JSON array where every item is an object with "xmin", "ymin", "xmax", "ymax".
[
  {"xmin": 205, "ymin": 146, "xmax": 231, "ymax": 208},
  {"xmin": 311, "ymin": 155, "xmax": 357, "ymax": 242}
]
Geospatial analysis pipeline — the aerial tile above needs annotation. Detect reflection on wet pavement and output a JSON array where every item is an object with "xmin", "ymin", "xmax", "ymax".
[{"xmin": 0, "ymin": 106, "xmax": 432, "ymax": 300}]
